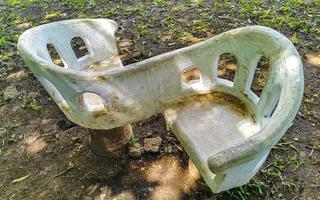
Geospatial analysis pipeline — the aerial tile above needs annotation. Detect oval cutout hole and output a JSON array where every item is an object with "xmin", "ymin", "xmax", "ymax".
[
  {"xmin": 269, "ymin": 99, "xmax": 279, "ymax": 118},
  {"xmin": 47, "ymin": 43, "xmax": 64, "ymax": 67},
  {"xmin": 181, "ymin": 67, "xmax": 201, "ymax": 84},
  {"xmin": 217, "ymin": 53, "xmax": 237, "ymax": 82},
  {"xmin": 70, "ymin": 37, "xmax": 89, "ymax": 59},
  {"xmin": 251, "ymin": 56, "xmax": 270, "ymax": 96},
  {"xmin": 263, "ymin": 96, "xmax": 280, "ymax": 119},
  {"xmin": 257, "ymin": 84, "xmax": 281, "ymax": 126},
  {"xmin": 263, "ymin": 86, "xmax": 281, "ymax": 119}
]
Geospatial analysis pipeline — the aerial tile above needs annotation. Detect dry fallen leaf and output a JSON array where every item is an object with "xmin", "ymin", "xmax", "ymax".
[
  {"xmin": 118, "ymin": 39, "xmax": 133, "ymax": 48},
  {"xmin": 180, "ymin": 32, "xmax": 202, "ymax": 44},
  {"xmin": 44, "ymin": 12, "xmax": 66, "ymax": 20},
  {"xmin": 17, "ymin": 22, "xmax": 32, "ymax": 29},
  {"xmin": 226, "ymin": 63, "xmax": 237, "ymax": 71},
  {"xmin": 160, "ymin": 35, "xmax": 172, "ymax": 42},
  {"xmin": 305, "ymin": 52, "xmax": 320, "ymax": 66},
  {"xmin": 53, "ymin": 58, "xmax": 63, "ymax": 66}
]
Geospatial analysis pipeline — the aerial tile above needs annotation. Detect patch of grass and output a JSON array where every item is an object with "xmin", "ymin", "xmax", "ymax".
[
  {"xmin": 129, "ymin": 135, "xmax": 140, "ymax": 147},
  {"xmin": 135, "ymin": 23, "xmax": 150, "ymax": 37},
  {"xmin": 0, "ymin": 37, "xmax": 7, "ymax": 48},
  {"xmin": 7, "ymin": 0, "xmax": 40, "ymax": 7},
  {"xmin": 192, "ymin": 18, "xmax": 210, "ymax": 35},
  {"xmin": 271, "ymin": 154, "xmax": 285, "ymax": 171},
  {"xmin": 103, "ymin": 7, "xmax": 117, "ymax": 18},
  {"xmin": 261, "ymin": 167, "xmax": 279, "ymax": 178},
  {"xmin": 185, "ymin": 0, "xmax": 203, "ymax": 6},
  {"xmin": 226, "ymin": 179, "xmax": 268, "ymax": 200},
  {"xmin": 281, "ymin": 179, "xmax": 296, "ymax": 189},
  {"xmin": 163, "ymin": 15, "xmax": 175, "ymax": 26},
  {"xmin": 273, "ymin": 142, "xmax": 298, "ymax": 152},
  {"xmin": 261, "ymin": 154, "xmax": 286, "ymax": 179},
  {"xmin": 125, "ymin": 5, "xmax": 144, "ymax": 15},
  {"xmin": 313, "ymin": 140, "xmax": 320, "ymax": 150},
  {"xmin": 61, "ymin": 0, "xmax": 88, "ymax": 11},
  {"xmin": 288, "ymin": 154, "xmax": 304, "ymax": 171},
  {"xmin": 0, "ymin": 52, "xmax": 16, "ymax": 69},
  {"xmin": 153, "ymin": 0, "xmax": 168, "ymax": 6},
  {"xmin": 226, "ymin": 186, "xmax": 250, "ymax": 200},
  {"xmin": 249, "ymin": 180, "xmax": 268, "ymax": 195},
  {"xmin": 25, "ymin": 101, "xmax": 42, "ymax": 111},
  {"xmin": 209, "ymin": 0, "xmax": 320, "ymax": 50},
  {"xmin": 69, "ymin": 144, "xmax": 84, "ymax": 157},
  {"xmin": 165, "ymin": 143, "xmax": 173, "ymax": 154},
  {"xmin": 171, "ymin": 4, "xmax": 188, "ymax": 12},
  {"xmin": 147, "ymin": 17, "xmax": 160, "ymax": 28}
]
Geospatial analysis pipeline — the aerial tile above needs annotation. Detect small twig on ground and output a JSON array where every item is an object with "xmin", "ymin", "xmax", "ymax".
[
  {"xmin": 172, "ymin": 142, "xmax": 183, "ymax": 151},
  {"xmin": 271, "ymin": 181, "xmax": 278, "ymax": 193},
  {"xmin": 44, "ymin": 166, "xmax": 74, "ymax": 186},
  {"xmin": 12, "ymin": 174, "xmax": 31, "ymax": 183},
  {"xmin": 9, "ymin": 194, "xmax": 15, "ymax": 200},
  {"xmin": 308, "ymin": 147, "xmax": 314, "ymax": 157},
  {"xmin": 262, "ymin": 162, "xmax": 273, "ymax": 170},
  {"xmin": 79, "ymin": 170, "xmax": 95, "ymax": 180}
]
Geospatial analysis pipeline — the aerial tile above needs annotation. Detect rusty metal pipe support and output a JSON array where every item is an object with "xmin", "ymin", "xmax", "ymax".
[{"xmin": 88, "ymin": 125, "xmax": 133, "ymax": 157}]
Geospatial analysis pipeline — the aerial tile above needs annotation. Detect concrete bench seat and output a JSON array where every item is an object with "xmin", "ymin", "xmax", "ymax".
[{"xmin": 18, "ymin": 19, "xmax": 304, "ymax": 193}]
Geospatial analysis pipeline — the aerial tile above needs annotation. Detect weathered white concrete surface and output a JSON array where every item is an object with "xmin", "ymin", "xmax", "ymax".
[{"xmin": 18, "ymin": 19, "xmax": 304, "ymax": 192}]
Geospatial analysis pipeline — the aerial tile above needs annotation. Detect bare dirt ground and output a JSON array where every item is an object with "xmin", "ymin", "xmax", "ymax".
[{"xmin": 0, "ymin": 1, "xmax": 319, "ymax": 199}]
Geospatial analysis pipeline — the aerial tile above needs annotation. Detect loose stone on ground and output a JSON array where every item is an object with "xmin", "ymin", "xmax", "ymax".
[
  {"xmin": 128, "ymin": 143, "xmax": 143, "ymax": 158},
  {"xmin": 143, "ymin": 136, "xmax": 162, "ymax": 153}
]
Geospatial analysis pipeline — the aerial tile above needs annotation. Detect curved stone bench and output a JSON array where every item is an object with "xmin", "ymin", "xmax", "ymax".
[{"xmin": 18, "ymin": 19, "xmax": 304, "ymax": 192}]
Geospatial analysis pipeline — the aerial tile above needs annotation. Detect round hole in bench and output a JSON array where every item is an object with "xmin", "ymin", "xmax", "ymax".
[{"xmin": 181, "ymin": 67, "xmax": 201, "ymax": 84}]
